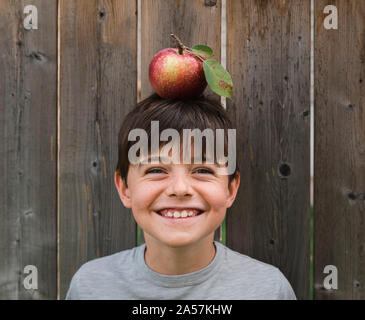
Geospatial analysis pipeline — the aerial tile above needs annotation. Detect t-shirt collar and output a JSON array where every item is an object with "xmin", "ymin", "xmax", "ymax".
[{"xmin": 135, "ymin": 241, "xmax": 223, "ymax": 288}]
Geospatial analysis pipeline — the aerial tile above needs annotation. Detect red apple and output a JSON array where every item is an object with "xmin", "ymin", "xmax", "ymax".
[{"xmin": 149, "ymin": 48, "xmax": 207, "ymax": 99}]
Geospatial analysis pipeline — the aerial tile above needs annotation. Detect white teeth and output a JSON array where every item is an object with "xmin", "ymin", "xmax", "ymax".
[{"xmin": 160, "ymin": 209, "xmax": 201, "ymax": 218}]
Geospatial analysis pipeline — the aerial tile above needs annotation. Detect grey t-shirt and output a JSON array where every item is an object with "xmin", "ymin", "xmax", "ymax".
[{"xmin": 66, "ymin": 241, "xmax": 296, "ymax": 300}]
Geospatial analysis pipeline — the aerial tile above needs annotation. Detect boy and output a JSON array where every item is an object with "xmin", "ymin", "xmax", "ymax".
[{"xmin": 66, "ymin": 93, "xmax": 296, "ymax": 300}]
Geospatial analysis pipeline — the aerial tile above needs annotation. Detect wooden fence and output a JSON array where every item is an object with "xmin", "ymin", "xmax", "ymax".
[{"xmin": 0, "ymin": 0, "xmax": 364, "ymax": 300}]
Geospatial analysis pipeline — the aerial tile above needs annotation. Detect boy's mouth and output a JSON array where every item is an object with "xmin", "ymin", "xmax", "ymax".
[{"xmin": 155, "ymin": 208, "xmax": 204, "ymax": 219}]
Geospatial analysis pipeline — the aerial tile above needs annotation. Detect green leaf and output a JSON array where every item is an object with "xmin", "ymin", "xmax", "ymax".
[
  {"xmin": 191, "ymin": 45, "xmax": 214, "ymax": 59},
  {"xmin": 203, "ymin": 59, "xmax": 233, "ymax": 99}
]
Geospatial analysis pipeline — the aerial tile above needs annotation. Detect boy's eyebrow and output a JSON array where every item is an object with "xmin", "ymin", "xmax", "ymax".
[
  {"xmin": 137, "ymin": 155, "xmax": 225, "ymax": 169},
  {"xmin": 137, "ymin": 156, "xmax": 169, "ymax": 168}
]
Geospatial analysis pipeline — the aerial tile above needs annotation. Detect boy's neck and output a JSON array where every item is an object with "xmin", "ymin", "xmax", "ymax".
[{"xmin": 143, "ymin": 235, "xmax": 216, "ymax": 275}]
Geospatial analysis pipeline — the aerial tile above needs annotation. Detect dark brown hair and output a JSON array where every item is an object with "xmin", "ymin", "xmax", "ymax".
[{"xmin": 116, "ymin": 93, "xmax": 239, "ymax": 187}]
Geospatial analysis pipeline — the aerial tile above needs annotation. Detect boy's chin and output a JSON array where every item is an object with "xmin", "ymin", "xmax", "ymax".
[{"xmin": 153, "ymin": 236, "xmax": 201, "ymax": 249}]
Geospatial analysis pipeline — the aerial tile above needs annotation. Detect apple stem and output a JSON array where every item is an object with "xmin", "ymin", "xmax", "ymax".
[
  {"xmin": 170, "ymin": 33, "xmax": 205, "ymax": 62},
  {"xmin": 170, "ymin": 33, "xmax": 185, "ymax": 55}
]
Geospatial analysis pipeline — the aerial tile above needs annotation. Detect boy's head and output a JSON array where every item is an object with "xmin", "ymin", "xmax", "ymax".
[{"xmin": 114, "ymin": 93, "xmax": 240, "ymax": 248}]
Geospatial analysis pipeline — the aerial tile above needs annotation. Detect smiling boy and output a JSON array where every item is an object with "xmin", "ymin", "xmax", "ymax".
[{"xmin": 66, "ymin": 93, "xmax": 296, "ymax": 300}]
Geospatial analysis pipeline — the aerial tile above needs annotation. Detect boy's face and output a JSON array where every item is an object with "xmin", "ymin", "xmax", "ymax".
[{"xmin": 114, "ymin": 145, "xmax": 240, "ymax": 249}]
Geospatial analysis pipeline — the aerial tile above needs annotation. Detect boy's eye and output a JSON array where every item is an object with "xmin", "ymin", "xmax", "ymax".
[
  {"xmin": 194, "ymin": 168, "xmax": 213, "ymax": 174},
  {"xmin": 145, "ymin": 168, "xmax": 165, "ymax": 174}
]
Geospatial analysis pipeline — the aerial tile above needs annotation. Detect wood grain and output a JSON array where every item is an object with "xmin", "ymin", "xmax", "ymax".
[
  {"xmin": 58, "ymin": 0, "xmax": 137, "ymax": 298},
  {"xmin": 226, "ymin": 0, "xmax": 311, "ymax": 299},
  {"xmin": 0, "ymin": 0, "xmax": 57, "ymax": 299},
  {"xmin": 314, "ymin": 0, "xmax": 365, "ymax": 299},
  {"xmin": 140, "ymin": 0, "xmax": 222, "ymax": 244}
]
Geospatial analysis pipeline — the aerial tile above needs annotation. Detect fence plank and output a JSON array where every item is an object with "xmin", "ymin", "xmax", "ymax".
[
  {"xmin": 0, "ymin": 0, "xmax": 57, "ymax": 299},
  {"xmin": 226, "ymin": 0, "xmax": 311, "ymax": 299},
  {"xmin": 314, "ymin": 0, "xmax": 365, "ymax": 299},
  {"xmin": 59, "ymin": 0, "xmax": 137, "ymax": 298},
  {"xmin": 140, "ymin": 0, "xmax": 222, "ymax": 244}
]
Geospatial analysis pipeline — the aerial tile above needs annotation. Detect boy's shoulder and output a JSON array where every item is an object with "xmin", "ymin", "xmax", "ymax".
[
  {"xmin": 65, "ymin": 245, "xmax": 140, "ymax": 299},
  {"xmin": 220, "ymin": 242, "xmax": 278, "ymax": 272},
  {"xmin": 73, "ymin": 245, "xmax": 139, "ymax": 278},
  {"xmin": 217, "ymin": 242, "xmax": 297, "ymax": 299}
]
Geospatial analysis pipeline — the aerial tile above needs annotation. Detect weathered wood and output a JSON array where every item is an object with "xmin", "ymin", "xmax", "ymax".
[
  {"xmin": 226, "ymin": 0, "xmax": 311, "ymax": 299},
  {"xmin": 0, "ymin": 0, "xmax": 57, "ymax": 299},
  {"xmin": 58, "ymin": 0, "xmax": 137, "ymax": 298},
  {"xmin": 314, "ymin": 0, "xmax": 365, "ymax": 299},
  {"xmin": 140, "ymin": 0, "xmax": 222, "ymax": 244}
]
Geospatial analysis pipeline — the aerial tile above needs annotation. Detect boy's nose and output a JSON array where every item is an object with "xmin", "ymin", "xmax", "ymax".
[{"xmin": 166, "ymin": 174, "xmax": 192, "ymax": 197}]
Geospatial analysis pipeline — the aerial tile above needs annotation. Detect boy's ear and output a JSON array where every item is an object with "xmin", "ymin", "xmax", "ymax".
[
  {"xmin": 114, "ymin": 171, "xmax": 131, "ymax": 208},
  {"xmin": 226, "ymin": 172, "xmax": 240, "ymax": 209}
]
